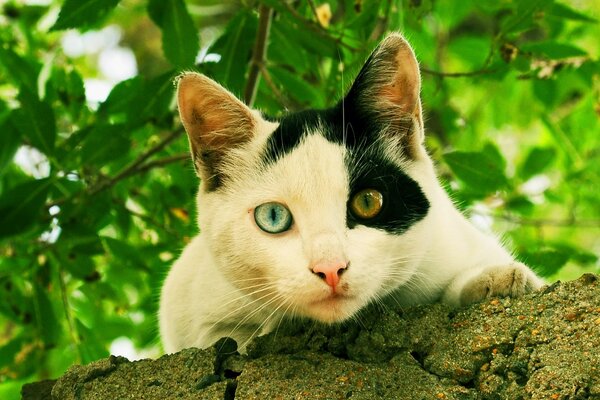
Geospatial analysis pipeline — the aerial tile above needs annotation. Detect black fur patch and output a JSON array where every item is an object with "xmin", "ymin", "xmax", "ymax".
[{"xmin": 261, "ymin": 102, "xmax": 429, "ymax": 235}]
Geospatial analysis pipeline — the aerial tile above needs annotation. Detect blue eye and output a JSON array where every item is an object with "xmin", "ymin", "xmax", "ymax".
[{"xmin": 254, "ymin": 202, "xmax": 293, "ymax": 234}]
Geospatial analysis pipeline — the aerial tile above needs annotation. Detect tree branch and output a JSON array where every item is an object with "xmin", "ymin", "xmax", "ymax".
[
  {"xmin": 244, "ymin": 4, "xmax": 274, "ymax": 107},
  {"xmin": 475, "ymin": 211, "xmax": 600, "ymax": 228},
  {"xmin": 90, "ymin": 128, "xmax": 185, "ymax": 195},
  {"xmin": 46, "ymin": 131, "xmax": 187, "ymax": 209},
  {"xmin": 260, "ymin": 65, "xmax": 301, "ymax": 111},
  {"xmin": 129, "ymin": 153, "xmax": 189, "ymax": 176},
  {"xmin": 277, "ymin": 1, "xmax": 358, "ymax": 50}
]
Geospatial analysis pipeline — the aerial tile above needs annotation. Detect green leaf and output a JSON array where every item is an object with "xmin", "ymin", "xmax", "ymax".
[
  {"xmin": 0, "ymin": 47, "xmax": 40, "ymax": 95},
  {"xmin": 284, "ymin": 20, "xmax": 337, "ymax": 58},
  {"xmin": 0, "ymin": 112, "xmax": 21, "ymax": 176},
  {"xmin": 14, "ymin": 89, "xmax": 56, "ymax": 156},
  {"xmin": 103, "ymin": 237, "xmax": 146, "ymax": 270},
  {"xmin": 0, "ymin": 178, "xmax": 51, "ymax": 238},
  {"xmin": 269, "ymin": 66, "xmax": 324, "ymax": 108},
  {"xmin": 76, "ymin": 320, "xmax": 109, "ymax": 363},
  {"xmin": 504, "ymin": 195, "xmax": 535, "ymax": 215},
  {"xmin": 547, "ymin": 3, "xmax": 598, "ymax": 23},
  {"xmin": 520, "ymin": 248, "xmax": 570, "ymax": 277},
  {"xmin": 482, "ymin": 142, "xmax": 507, "ymax": 171},
  {"xmin": 0, "ymin": 334, "xmax": 25, "ymax": 369},
  {"xmin": 129, "ymin": 72, "xmax": 176, "ymax": 126},
  {"xmin": 532, "ymin": 78, "xmax": 557, "ymax": 107},
  {"xmin": 51, "ymin": 68, "xmax": 87, "ymax": 120},
  {"xmin": 97, "ymin": 77, "xmax": 142, "ymax": 118},
  {"xmin": 100, "ymin": 73, "xmax": 174, "ymax": 128},
  {"xmin": 80, "ymin": 123, "xmax": 130, "ymax": 166},
  {"xmin": 32, "ymin": 281, "xmax": 61, "ymax": 347},
  {"xmin": 521, "ymin": 41, "xmax": 588, "ymax": 59},
  {"xmin": 148, "ymin": 0, "xmax": 199, "ymax": 68},
  {"xmin": 500, "ymin": 0, "xmax": 554, "ymax": 34},
  {"xmin": 270, "ymin": 24, "xmax": 312, "ymax": 74},
  {"xmin": 51, "ymin": 0, "xmax": 121, "ymax": 31},
  {"xmin": 444, "ymin": 151, "xmax": 509, "ymax": 195},
  {"xmin": 519, "ymin": 147, "xmax": 556, "ymax": 180},
  {"xmin": 206, "ymin": 10, "xmax": 257, "ymax": 95},
  {"xmin": 448, "ymin": 36, "xmax": 491, "ymax": 67}
]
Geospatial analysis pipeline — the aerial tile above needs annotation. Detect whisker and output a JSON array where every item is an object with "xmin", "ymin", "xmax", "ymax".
[
  {"xmin": 206, "ymin": 288, "xmax": 279, "ymax": 337},
  {"xmin": 238, "ymin": 296, "xmax": 289, "ymax": 351},
  {"xmin": 221, "ymin": 293, "xmax": 285, "ymax": 348}
]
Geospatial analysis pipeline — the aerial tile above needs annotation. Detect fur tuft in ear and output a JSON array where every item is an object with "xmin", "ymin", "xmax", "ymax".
[
  {"xmin": 346, "ymin": 33, "xmax": 424, "ymax": 158},
  {"xmin": 177, "ymin": 72, "xmax": 255, "ymax": 191}
]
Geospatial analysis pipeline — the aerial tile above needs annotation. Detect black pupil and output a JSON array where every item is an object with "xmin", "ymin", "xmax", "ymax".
[
  {"xmin": 362, "ymin": 194, "xmax": 372, "ymax": 209},
  {"xmin": 270, "ymin": 207, "xmax": 278, "ymax": 223}
]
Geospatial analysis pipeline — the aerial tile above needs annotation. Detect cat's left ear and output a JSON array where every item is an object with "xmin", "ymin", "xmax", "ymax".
[
  {"xmin": 346, "ymin": 33, "xmax": 424, "ymax": 158},
  {"xmin": 177, "ymin": 72, "xmax": 256, "ymax": 190}
]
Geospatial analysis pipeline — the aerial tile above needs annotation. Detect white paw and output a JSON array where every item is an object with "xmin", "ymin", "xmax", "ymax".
[{"xmin": 443, "ymin": 263, "xmax": 543, "ymax": 307}]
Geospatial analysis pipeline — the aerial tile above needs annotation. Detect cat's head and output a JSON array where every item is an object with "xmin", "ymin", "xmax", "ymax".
[{"xmin": 177, "ymin": 33, "xmax": 437, "ymax": 323}]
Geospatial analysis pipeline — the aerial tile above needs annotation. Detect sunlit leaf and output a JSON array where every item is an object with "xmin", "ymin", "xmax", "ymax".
[
  {"xmin": 51, "ymin": 0, "xmax": 121, "ymax": 30},
  {"xmin": 521, "ymin": 41, "xmax": 588, "ymax": 59},
  {"xmin": 547, "ymin": 3, "xmax": 598, "ymax": 23},
  {"xmin": 520, "ymin": 147, "xmax": 556, "ymax": 180},
  {"xmin": 444, "ymin": 151, "xmax": 509, "ymax": 195},
  {"xmin": 148, "ymin": 0, "xmax": 199, "ymax": 68}
]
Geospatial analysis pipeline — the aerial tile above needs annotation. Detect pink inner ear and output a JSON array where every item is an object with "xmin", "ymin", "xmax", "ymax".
[{"xmin": 380, "ymin": 46, "xmax": 421, "ymax": 116}]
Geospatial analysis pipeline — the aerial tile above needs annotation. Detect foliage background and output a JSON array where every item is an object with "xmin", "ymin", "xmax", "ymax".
[{"xmin": 0, "ymin": 0, "xmax": 598, "ymax": 397}]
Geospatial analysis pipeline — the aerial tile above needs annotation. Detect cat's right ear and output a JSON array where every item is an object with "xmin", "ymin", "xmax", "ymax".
[{"xmin": 177, "ymin": 72, "xmax": 256, "ymax": 190}]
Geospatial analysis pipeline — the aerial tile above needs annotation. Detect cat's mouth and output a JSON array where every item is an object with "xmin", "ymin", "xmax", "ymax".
[
  {"xmin": 308, "ymin": 293, "xmax": 356, "ymax": 310},
  {"xmin": 303, "ymin": 293, "xmax": 358, "ymax": 322}
]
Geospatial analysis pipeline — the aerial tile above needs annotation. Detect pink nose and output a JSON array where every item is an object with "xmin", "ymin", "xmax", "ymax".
[{"xmin": 311, "ymin": 261, "xmax": 348, "ymax": 290}]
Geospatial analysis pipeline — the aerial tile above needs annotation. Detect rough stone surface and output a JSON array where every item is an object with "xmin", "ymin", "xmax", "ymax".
[{"xmin": 22, "ymin": 274, "xmax": 600, "ymax": 399}]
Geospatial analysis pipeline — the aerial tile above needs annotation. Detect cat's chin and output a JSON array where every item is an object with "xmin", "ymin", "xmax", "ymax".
[{"xmin": 300, "ymin": 294, "xmax": 359, "ymax": 323}]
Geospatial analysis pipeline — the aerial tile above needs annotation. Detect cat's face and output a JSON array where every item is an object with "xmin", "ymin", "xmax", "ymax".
[{"xmin": 178, "ymin": 33, "xmax": 436, "ymax": 323}]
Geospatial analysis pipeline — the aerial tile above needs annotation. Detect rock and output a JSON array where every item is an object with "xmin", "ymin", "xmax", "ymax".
[{"xmin": 24, "ymin": 274, "xmax": 600, "ymax": 400}]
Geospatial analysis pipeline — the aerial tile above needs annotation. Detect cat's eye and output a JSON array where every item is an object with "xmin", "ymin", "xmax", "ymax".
[
  {"xmin": 254, "ymin": 202, "xmax": 293, "ymax": 234},
  {"xmin": 350, "ymin": 189, "xmax": 383, "ymax": 219}
]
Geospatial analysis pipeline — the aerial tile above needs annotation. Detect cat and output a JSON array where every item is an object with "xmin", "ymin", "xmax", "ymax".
[{"xmin": 158, "ymin": 33, "xmax": 543, "ymax": 354}]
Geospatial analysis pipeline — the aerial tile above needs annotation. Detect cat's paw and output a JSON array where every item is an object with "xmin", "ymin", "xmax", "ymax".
[{"xmin": 443, "ymin": 263, "xmax": 543, "ymax": 307}]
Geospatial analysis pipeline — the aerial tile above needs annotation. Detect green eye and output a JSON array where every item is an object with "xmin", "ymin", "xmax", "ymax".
[
  {"xmin": 254, "ymin": 202, "xmax": 293, "ymax": 234},
  {"xmin": 350, "ymin": 189, "xmax": 383, "ymax": 219}
]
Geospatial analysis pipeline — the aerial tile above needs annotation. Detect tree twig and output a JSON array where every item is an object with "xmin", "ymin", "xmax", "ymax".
[
  {"xmin": 306, "ymin": 0, "xmax": 320, "ymax": 23},
  {"xmin": 244, "ymin": 4, "xmax": 274, "ymax": 107},
  {"xmin": 420, "ymin": 66, "xmax": 497, "ymax": 78}
]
